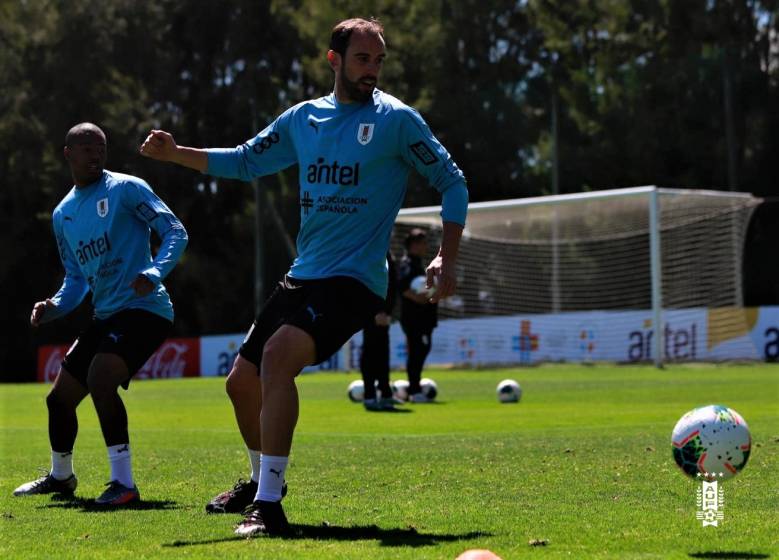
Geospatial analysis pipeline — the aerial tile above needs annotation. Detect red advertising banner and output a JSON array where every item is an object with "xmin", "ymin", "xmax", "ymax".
[
  {"xmin": 37, "ymin": 338, "xmax": 200, "ymax": 383},
  {"xmin": 37, "ymin": 344, "xmax": 70, "ymax": 383},
  {"xmin": 135, "ymin": 337, "xmax": 200, "ymax": 380}
]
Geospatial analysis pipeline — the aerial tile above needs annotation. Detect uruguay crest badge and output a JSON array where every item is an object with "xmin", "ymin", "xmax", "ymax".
[
  {"xmin": 357, "ymin": 123, "xmax": 374, "ymax": 145},
  {"xmin": 96, "ymin": 197, "xmax": 109, "ymax": 218}
]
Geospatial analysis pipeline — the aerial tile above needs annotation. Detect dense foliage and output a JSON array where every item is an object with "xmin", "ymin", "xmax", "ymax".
[{"xmin": 2, "ymin": 0, "xmax": 777, "ymax": 378}]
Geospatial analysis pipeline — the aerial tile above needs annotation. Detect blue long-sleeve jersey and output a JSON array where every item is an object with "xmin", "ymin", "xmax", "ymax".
[
  {"xmin": 206, "ymin": 89, "xmax": 468, "ymax": 298},
  {"xmin": 45, "ymin": 170, "xmax": 188, "ymax": 323}
]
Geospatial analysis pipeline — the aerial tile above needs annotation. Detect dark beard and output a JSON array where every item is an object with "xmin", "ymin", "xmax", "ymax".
[{"xmin": 339, "ymin": 69, "xmax": 374, "ymax": 103}]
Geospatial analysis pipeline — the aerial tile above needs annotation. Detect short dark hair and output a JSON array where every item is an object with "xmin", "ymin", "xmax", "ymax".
[
  {"xmin": 329, "ymin": 17, "xmax": 384, "ymax": 57},
  {"xmin": 65, "ymin": 122, "xmax": 105, "ymax": 147},
  {"xmin": 404, "ymin": 228, "xmax": 427, "ymax": 249}
]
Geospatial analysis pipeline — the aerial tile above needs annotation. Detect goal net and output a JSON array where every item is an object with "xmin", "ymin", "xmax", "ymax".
[{"xmin": 389, "ymin": 186, "xmax": 763, "ymax": 366}]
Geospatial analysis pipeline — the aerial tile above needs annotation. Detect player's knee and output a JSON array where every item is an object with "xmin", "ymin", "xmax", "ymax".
[
  {"xmin": 261, "ymin": 339, "xmax": 282, "ymax": 372},
  {"xmin": 225, "ymin": 357, "xmax": 259, "ymax": 401},
  {"xmin": 260, "ymin": 368, "xmax": 294, "ymax": 387},
  {"xmin": 260, "ymin": 341, "xmax": 298, "ymax": 384},
  {"xmin": 46, "ymin": 390, "xmax": 68, "ymax": 414},
  {"xmin": 225, "ymin": 370, "xmax": 243, "ymax": 401},
  {"xmin": 225, "ymin": 374, "xmax": 235, "ymax": 399}
]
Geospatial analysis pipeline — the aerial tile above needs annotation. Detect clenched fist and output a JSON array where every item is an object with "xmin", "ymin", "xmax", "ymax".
[
  {"xmin": 139, "ymin": 130, "xmax": 178, "ymax": 161},
  {"xmin": 30, "ymin": 299, "xmax": 54, "ymax": 327}
]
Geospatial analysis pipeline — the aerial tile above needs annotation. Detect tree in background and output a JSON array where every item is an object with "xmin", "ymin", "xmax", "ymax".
[
  {"xmin": 1, "ymin": 0, "xmax": 169, "ymax": 380},
  {"xmin": 2, "ymin": 0, "xmax": 777, "ymax": 379},
  {"xmin": 528, "ymin": 0, "xmax": 779, "ymax": 194}
]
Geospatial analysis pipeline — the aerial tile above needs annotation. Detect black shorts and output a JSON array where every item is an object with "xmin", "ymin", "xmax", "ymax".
[
  {"xmin": 61, "ymin": 309, "xmax": 172, "ymax": 389},
  {"xmin": 239, "ymin": 275, "xmax": 383, "ymax": 368}
]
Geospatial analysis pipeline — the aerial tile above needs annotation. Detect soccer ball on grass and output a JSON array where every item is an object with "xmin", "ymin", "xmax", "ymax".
[
  {"xmin": 391, "ymin": 379, "xmax": 410, "ymax": 401},
  {"xmin": 420, "ymin": 377, "xmax": 438, "ymax": 401},
  {"xmin": 671, "ymin": 404, "xmax": 751, "ymax": 481},
  {"xmin": 347, "ymin": 380, "xmax": 365, "ymax": 402},
  {"xmin": 496, "ymin": 379, "xmax": 522, "ymax": 403}
]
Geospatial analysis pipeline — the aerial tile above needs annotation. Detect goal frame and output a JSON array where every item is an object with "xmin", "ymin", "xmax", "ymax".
[{"xmin": 397, "ymin": 186, "xmax": 758, "ymax": 367}]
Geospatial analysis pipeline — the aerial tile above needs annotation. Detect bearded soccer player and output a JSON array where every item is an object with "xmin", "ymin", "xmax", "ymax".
[
  {"xmin": 14, "ymin": 123, "xmax": 188, "ymax": 505},
  {"xmin": 140, "ymin": 17, "xmax": 467, "ymax": 536}
]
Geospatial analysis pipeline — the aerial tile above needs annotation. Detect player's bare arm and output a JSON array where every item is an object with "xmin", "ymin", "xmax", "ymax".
[
  {"xmin": 426, "ymin": 221, "xmax": 463, "ymax": 303},
  {"xmin": 139, "ymin": 130, "xmax": 208, "ymax": 172}
]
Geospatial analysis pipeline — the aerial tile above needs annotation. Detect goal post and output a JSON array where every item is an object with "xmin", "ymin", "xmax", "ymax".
[
  {"xmin": 648, "ymin": 188, "xmax": 663, "ymax": 367},
  {"xmin": 391, "ymin": 186, "xmax": 762, "ymax": 366}
]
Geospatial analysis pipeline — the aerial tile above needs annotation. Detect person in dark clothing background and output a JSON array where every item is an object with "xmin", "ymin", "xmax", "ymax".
[
  {"xmin": 398, "ymin": 229, "xmax": 438, "ymax": 403},
  {"xmin": 360, "ymin": 251, "xmax": 400, "ymax": 411}
]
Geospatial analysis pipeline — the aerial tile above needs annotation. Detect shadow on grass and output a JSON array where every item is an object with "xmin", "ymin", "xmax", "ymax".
[
  {"xmin": 689, "ymin": 552, "xmax": 770, "ymax": 559},
  {"xmin": 41, "ymin": 495, "xmax": 179, "ymax": 512},
  {"xmin": 364, "ymin": 408, "xmax": 413, "ymax": 413},
  {"xmin": 163, "ymin": 523, "xmax": 489, "ymax": 548}
]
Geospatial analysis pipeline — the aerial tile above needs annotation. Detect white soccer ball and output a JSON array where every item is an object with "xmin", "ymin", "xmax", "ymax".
[
  {"xmin": 496, "ymin": 379, "xmax": 522, "ymax": 403},
  {"xmin": 391, "ymin": 379, "xmax": 410, "ymax": 401},
  {"xmin": 410, "ymin": 275, "xmax": 436, "ymax": 297},
  {"xmin": 671, "ymin": 404, "xmax": 751, "ymax": 481},
  {"xmin": 347, "ymin": 380, "xmax": 365, "ymax": 403},
  {"xmin": 420, "ymin": 378, "xmax": 438, "ymax": 401}
]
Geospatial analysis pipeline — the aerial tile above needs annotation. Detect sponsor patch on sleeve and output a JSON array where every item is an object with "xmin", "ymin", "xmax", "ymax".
[
  {"xmin": 409, "ymin": 141, "xmax": 439, "ymax": 166},
  {"xmin": 136, "ymin": 202, "xmax": 159, "ymax": 222}
]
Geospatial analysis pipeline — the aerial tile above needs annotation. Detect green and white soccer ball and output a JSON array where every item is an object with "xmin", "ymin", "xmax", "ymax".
[{"xmin": 671, "ymin": 404, "xmax": 751, "ymax": 481}]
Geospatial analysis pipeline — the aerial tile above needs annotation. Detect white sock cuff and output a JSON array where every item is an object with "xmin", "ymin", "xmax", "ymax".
[
  {"xmin": 260, "ymin": 454, "xmax": 288, "ymax": 465},
  {"xmin": 248, "ymin": 448, "xmax": 262, "ymax": 483},
  {"xmin": 107, "ymin": 443, "xmax": 131, "ymax": 461},
  {"xmin": 50, "ymin": 450, "xmax": 74, "ymax": 480},
  {"xmin": 257, "ymin": 454, "xmax": 288, "ymax": 502},
  {"xmin": 107, "ymin": 444, "xmax": 134, "ymax": 488}
]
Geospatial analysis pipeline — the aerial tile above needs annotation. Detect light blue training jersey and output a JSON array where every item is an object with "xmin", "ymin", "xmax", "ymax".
[
  {"xmin": 206, "ymin": 89, "xmax": 468, "ymax": 298},
  {"xmin": 45, "ymin": 170, "xmax": 188, "ymax": 323}
]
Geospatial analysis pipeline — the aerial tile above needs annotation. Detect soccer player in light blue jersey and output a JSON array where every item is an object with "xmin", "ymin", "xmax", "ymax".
[
  {"xmin": 14, "ymin": 123, "xmax": 188, "ymax": 506},
  {"xmin": 140, "ymin": 17, "xmax": 467, "ymax": 536}
]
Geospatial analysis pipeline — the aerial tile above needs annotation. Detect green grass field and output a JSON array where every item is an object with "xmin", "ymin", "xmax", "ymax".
[{"xmin": 1, "ymin": 364, "xmax": 777, "ymax": 559}]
